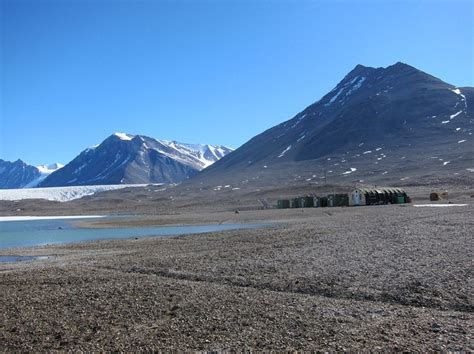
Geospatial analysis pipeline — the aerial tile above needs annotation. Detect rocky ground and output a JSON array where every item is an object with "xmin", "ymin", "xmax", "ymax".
[{"xmin": 1, "ymin": 192, "xmax": 473, "ymax": 351}]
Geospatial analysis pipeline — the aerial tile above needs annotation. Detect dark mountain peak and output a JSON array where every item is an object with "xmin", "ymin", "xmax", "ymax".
[
  {"xmin": 389, "ymin": 61, "xmax": 412, "ymax": 68},
  {"xmin": 335, "ymin": 61, "xmax": 445, "ymax": 95},
  {"xmin": 13, "ymin": 158, "xmax": 27, "ymax": 166},
  {"xmin": 344, "ymin": 64, "xmax": 374, "ymax": 80},
  {"xmin": 384, "ymin": 62, "xmax": 447, "ymax": 86},
  {"xmin": 352, "ymin": 63, "xmax": 368, "ymax": 72},
  {"xmin": 316, "ymin": 61, "xmax": 455, "ymax": 114},
  {"xmin": 106, "ymin": 133, "xmax": 159, "ymax": 147},
  {"xmin": 96, "ymin": 133, "xmax": 137, "ymax": 151},
  {"xmin": 347, "ymin": 61, "xmax": 418, "ymax": 78},
  {"xmin": 385, "ymin": 61, "xmax": 419, "ymax": 74},
  {"xmin": 197, "ymin": 62, "xmax": 473, "ymax": 186}
]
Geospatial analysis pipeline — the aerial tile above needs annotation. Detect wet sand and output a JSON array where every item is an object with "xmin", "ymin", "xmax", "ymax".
[{"xmin": 1, "ymin": 202, "xmax": 472, "ymax": 351}]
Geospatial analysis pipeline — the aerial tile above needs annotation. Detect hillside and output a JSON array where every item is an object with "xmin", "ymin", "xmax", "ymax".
[{"xmin": 194, "ymin": 62, "xmax": 473, "ymax": 187}]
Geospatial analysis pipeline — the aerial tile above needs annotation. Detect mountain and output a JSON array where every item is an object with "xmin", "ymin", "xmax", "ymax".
[
  {"xmin": 39, "ymin": 133, "xmax": 233, "ymax": 187},
  {"xmin": 0, "ymin": 160, "xmax": 63, "ymax": 189},
  {"xmin": 0, "ymin": 159, "xmax": 40, "ymax": 189},
  {"xmin": 195, "ymin": 62, "xmax": 473, "ymax": 186}
]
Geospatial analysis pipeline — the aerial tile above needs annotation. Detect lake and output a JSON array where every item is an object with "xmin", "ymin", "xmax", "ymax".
[{"xmin": 0, "ymin": 217, "xmax": 267, "ymax": 250}]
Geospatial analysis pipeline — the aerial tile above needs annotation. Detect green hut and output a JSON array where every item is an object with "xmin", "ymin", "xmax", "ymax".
[
  {"xmin": 291, "ymin": 198, "xmax": 301, "ymax": 208},
  {"xmin": 319, "ymin": 196, "xmax": 328, "ymax": 207},
  {"xmin": 328, "ymin": 194, "xmax": 349, "ymax": 207},
  {"xmin": 314, "ymin": 196, "xmax": 321, "ymax": 207},
  {"xmin": 277, "ymin": 199, "xmax": 291, "ymax": 209},
  {"xmin": 300, "ymin": 196, "xmax": 315, "ymax": 208}
]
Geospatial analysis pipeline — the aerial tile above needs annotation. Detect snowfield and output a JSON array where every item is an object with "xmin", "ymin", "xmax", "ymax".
[
  {"xmin": 24, "ymin": 163, "xmax": 64, "ymax": 188},
  {"xmin": 0, "ymin": 184, "xmax": 154, "ymax": 202}
]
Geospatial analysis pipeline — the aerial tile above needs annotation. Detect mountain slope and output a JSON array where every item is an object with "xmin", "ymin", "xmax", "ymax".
[
  {"xmin": 0, "ymin": 159, "xmax": 41, "ymax": 189},
  {"xmin": 39, "ymin": 133, "xmax": 233, "ymax": 187},
  {"xmin": 195, "ymin": 62, "xmax": 473, "ymax": 186},
  {"xmin": 0, "ymin": 160, "xmax": 63, "ymax": 189}
]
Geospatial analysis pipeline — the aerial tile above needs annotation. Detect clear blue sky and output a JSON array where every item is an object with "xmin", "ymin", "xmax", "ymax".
[{"xmin": 1, "ymin": 0, "xmax": 473, "ymax": 165}]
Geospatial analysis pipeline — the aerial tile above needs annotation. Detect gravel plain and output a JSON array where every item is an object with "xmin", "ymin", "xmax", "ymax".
[{"xmin": 1, "ymin": 192, "xmax": 473, "ymax": 351}]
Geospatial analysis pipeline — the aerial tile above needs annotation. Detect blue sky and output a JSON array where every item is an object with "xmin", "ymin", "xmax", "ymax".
[{"xmin": 1, "ymin": 0, "xmax": 473, "ymax": 165}]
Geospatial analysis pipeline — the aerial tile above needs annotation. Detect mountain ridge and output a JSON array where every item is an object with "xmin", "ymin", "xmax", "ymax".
[
  {"xmin": 193, "ymin": 62, "xmax": 473, "ymax": 186},
  {"xmin": 39, "ymin": 133, "xmax": 233, "ymax": 187},
  {"xmin": 0, "ymin": 159, "xmax": 63, "ymax": 189}
]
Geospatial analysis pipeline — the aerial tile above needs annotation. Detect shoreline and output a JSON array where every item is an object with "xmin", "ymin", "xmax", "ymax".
[
  {"xmin": 0, "ymin": 215, "xmax": 281, "ymax": 253},
  {"xmin": 0, "ymin": 215, "xmax": 107, "ymax": 222}
]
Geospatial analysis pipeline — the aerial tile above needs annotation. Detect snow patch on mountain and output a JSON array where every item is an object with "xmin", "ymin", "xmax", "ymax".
[
  {"xmin": 290, "ymin": 114, "xmax": 307, "ymax": 129},
  {"xmin": 325, "ymin": 75, "xmax": 367, "ymax": 107},
  {"xmin": 37, "ymin": 163, "xmax": 64, "ymax": 174},
  {"xmin": 450, "ymin": 88, "xmax": 468, "ymax": 111},
  {"xmin": 450, "ymin": 110, "xmax": 463, "ymax": 120},
  {"xmin": 114, "ymin": 132, "xmax": 133, "ymax": 141},
  {"xmin": 342, "ymin": 167, "xmax": 357, "ymax": 175},
  {"xmin": 345, "ymin": 76, "xmax": 366, "ymax": 96},
  {"xmin": 450, "ymin": 88, "xmax": 466, "ymax": 102},
  {"xmin": 278, "ymin": 145, "xmax": 292, "ymax": 158},
  {"xmin": 325, "ymin": 88, "xmax": 345, "ymax": 106}
]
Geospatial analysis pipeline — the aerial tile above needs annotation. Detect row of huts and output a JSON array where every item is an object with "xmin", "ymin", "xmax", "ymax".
[{"xmin": 277, "ymin": 188, "xmax": 410, "ymax": 208}]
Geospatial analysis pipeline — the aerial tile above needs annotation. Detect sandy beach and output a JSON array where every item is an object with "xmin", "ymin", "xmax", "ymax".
[{"xmin": 1, "ymin": 200, "xmax": 472, "ymax": 351}]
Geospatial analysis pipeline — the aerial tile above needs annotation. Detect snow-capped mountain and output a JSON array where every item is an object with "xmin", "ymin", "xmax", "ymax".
[
  {"xmin": 39, "ymin": 133, "xmax": 233, "ymax": 187},
  {"xmin": 195, "ymin": 62, "xmax": 473, "ymax": 185},
  {"xmin": 0, "ymin": 159, "xmax": 63, "ymax": 189},
  {"xmin": 165, "ymin": 142, "xmax": 232, "ymax": 168}
]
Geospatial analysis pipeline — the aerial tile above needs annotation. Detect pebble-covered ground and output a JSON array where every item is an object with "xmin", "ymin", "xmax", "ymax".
[{"xmin": 1, "ymin": 202, "xmax": 473, "ymax": 351}]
